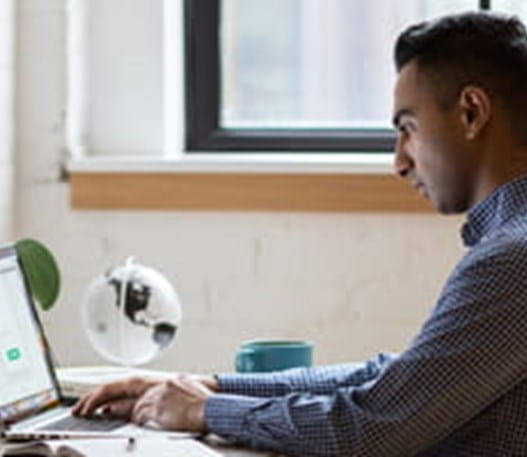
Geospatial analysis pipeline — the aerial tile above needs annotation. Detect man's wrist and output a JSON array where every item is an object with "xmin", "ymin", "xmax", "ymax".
[{"xmin": 195, "ymin": 374, "xmax": 220, "ymax": 392}]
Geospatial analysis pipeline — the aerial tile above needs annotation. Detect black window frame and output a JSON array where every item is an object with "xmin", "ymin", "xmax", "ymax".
[{"xmin": 185, "ymin": 0, "xmax": 491, "ymax": 153}]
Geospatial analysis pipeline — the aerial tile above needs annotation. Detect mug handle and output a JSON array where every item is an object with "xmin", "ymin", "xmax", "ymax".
[{"xmin": 235, "ymin": 347, "xmax": 256, "ymax": 373}]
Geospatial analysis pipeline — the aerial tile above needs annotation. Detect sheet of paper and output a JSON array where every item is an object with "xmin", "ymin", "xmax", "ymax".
[
  {"xmin": 58, "ymin": 438, "xmax": 221, "ymax": 457},
  {"xmin": 4, "ymin": 438, "xmax": 221, "ymax": 457}
]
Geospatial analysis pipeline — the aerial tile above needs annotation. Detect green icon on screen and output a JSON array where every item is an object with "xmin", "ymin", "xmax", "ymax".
[{"xmin": 6, "ymin": 347, "xmax": 21, "ymax": 361}]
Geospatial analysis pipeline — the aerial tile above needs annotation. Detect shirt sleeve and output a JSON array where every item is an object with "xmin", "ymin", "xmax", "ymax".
[
  {"xmin": 204, "ymin": 239, "xmax": 527, "ymax": 456},
  {"xmin": 215, "ymin": 352, "xmax": 396, "ymax": 397}
]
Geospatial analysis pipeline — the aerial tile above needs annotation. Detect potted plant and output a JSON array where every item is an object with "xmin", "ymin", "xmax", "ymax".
[{"xmin": 15, "ymin": 238, "xmax": 60, "ymax": 311}]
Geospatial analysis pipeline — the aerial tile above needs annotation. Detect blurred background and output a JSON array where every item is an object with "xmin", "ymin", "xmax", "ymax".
[{"xmin": 4, "ymin": 0, "xmax": 523, "ymax": 373}]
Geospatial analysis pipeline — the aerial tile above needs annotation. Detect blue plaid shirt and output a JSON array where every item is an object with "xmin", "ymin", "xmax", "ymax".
[{"xmin": 205, "ymin": 174, "xmax": 527, "ymax": 456}]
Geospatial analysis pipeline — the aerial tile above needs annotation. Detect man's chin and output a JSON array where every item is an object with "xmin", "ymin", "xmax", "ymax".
[
  {"xmin": 413, "ymin": 185, "xmax": 467, "ymax": 214},
  {"xmin": 433, "ymin": 196, "xmax": 469, "ymax": 215}
]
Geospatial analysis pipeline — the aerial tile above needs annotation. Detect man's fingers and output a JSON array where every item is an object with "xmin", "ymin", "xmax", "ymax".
[
  {"xmin": 73, "ymin": 375, "xmax": 209, "ymax": 432},
  {"xmin": 73, "ymin": 378, "xmax": 153, "ymax": 417},
  {"xmin": 99, "ymin": 398, "xmax": 136, "ymax": 419},
  {"xmin": 74, "ymin": 384, "xmax": 125, "ymax": 417}
]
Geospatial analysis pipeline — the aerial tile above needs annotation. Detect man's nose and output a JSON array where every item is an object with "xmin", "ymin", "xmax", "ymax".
[{"xmin": 393, "ymin": 137, "xmax": 412, "ymax": 178}]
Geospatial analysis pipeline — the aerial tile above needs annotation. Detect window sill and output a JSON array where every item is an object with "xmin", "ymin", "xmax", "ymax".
[{"xmin": 68, "ymin": 155, "xmax": 432, "ymax": 212}]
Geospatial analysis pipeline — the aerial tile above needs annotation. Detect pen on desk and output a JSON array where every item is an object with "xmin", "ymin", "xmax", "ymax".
[{"xmin": 126, "ymin": 436, "xmax": 136, "ymax": 452}]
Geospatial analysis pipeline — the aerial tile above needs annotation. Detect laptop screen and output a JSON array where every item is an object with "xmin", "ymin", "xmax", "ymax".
[{"xmin": 0, "ymin": 246, "xmax": 60, "ymax": 424}]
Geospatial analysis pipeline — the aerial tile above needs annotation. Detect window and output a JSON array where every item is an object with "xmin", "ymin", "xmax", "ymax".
[
  {"xmin": 185, "ymin": 0, "xmax": 481, "ymax": 152},
  {"xmin": 69, "ymin": 0, "xmax": 527, "ymax": 212}
]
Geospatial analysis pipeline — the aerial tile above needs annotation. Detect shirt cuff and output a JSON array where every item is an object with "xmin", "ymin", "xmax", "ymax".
[{"xmin": 204, "ymin": 393, "xmax": 268, "ymax": 441}]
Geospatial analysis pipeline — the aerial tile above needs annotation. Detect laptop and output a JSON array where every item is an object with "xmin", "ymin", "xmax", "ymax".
[{"xmin": 0, "ymin": 245, "xmax": 221, "ymax": 454}]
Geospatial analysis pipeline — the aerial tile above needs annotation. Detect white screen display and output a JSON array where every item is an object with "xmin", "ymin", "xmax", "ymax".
[{"xmin": 0, "ymin": 254, "xmax": 57, "ymax": 413}]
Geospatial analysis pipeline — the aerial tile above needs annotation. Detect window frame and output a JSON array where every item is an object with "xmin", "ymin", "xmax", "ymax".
[
  {"xmin": 184, "ymin": 0, "xmax": 396, "ymax": 153},
  {"xmin": 185, "ymin": 0, "xmax": 493, "ymax": 154}
]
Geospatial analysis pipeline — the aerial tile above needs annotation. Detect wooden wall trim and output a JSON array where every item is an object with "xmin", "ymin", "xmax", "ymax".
[{"xmin": 69, "ymin": 172, "xmax": 433, "ymax": 212}]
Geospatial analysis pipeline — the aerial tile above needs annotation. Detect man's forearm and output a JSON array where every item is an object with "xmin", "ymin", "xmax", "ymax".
[{"xmin": 215, "ymin": 353, "xmax": 396, "ymax": 397}]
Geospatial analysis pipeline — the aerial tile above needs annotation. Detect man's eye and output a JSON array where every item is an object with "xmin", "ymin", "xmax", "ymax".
[
  {"xmin": 398, "ymin": 124, "xmax": 409, "ymax": 134},
  {"xmin": 398, "ymin": 123, "xmax": 414, "ymax": 135}
]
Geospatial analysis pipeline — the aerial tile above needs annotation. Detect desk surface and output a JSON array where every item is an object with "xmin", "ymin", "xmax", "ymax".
[
  {"xmin": 205, "ymin": 435, "xmax": 282, "ymax": 456},
  {"xmin": 47, "ymin": 367, "xmax": 283, "ymax": 456},
  {"xmin": 0, "ymin": 438, "xmax": 281, "ymax": 456}
]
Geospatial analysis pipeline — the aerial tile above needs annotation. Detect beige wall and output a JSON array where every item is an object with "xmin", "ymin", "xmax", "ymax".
[
  {"xmin": 0, "ymin": 0, "xmax": 13, "ymax": 241},
  {"xmin": 14, "ymin": 1, "xmax": 466, "ymax": 374}
]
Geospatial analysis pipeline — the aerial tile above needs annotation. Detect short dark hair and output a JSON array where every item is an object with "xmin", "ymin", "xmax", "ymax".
[{"xmin": 394, "ymin": 12, "xmax": 527, "ymax": 135}]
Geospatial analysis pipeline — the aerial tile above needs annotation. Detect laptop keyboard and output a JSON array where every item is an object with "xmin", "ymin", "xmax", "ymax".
[{"xmin": 36, "ymin": 414, "xmax": 125, "ymax": 432}]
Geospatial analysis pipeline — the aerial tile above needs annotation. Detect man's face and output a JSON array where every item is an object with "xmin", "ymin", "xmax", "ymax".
[{"xmin": 392, "ymin": 61, "xmax": 477, "ymax": 214}]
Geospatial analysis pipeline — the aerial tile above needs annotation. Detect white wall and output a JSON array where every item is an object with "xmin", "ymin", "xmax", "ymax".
[
  {"xmin": 0, "ymin": 0, "xmax": 14, "ymax": 241},
  {"xmin": 14, "ymin": 1, "xmax": 466, "ymax": 374}
]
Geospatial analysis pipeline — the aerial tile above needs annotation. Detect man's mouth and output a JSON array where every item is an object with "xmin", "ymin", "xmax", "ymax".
[
  {"xmin": 417, "ymin": 184, "xmax": 428, "ymax": 198},
  {"xmin": 412, "ymin": 181, "xmax": 428, "ymax": 198}
]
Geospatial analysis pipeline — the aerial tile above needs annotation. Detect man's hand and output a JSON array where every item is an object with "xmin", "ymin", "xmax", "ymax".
[
  {"xmin": 131, "ymin": 374, "xmax": 214, "ymax": 433},
  {"xmin": 72, "ymin": 374, "xmax": 218, "ymax": 421},
  {"xmin": 72, "ymin": 376, "xmax": 160, "ymax": 419}
]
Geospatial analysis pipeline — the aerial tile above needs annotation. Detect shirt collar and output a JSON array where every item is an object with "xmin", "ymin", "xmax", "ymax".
[{"xmin": 461, "ymin": 174, "xmax": 527, "ymax": 247}]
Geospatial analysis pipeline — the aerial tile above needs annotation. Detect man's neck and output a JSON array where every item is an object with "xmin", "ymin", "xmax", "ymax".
[
  {"xmin": 470, "ymin": 141, "xmax": 527, "ymax": 207},
  {"xmin": 471, "ymin": 149, "xmax": 527, "ymax": 209}
]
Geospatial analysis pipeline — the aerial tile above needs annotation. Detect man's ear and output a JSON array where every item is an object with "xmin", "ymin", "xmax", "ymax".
[{"xmin": 458, "ymin": 85, "xmax": 491, "ymax": 140}]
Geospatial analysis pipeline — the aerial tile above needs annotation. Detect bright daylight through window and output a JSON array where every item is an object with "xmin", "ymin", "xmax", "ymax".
[
  {"xmin": 187, "ymin": 0, "xmax": 526, "ymax": 152},
  {"xmin": 68, "ymin": 0, "xmax": 527, "ymax": 212},
  {"xmin": 220, "ymin": 0, "xmax": 477, "ymax": 130}
]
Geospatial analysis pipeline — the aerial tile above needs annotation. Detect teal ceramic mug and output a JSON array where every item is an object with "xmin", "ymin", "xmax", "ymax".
[{"xmin": 235, "ymin": 340, "xmax": 313, "ymax": 373}]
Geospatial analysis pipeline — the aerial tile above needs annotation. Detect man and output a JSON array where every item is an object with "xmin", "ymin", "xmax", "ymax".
[{"xmin": 73, "ymin": 12, "xmax": 527, "ymax": 456}]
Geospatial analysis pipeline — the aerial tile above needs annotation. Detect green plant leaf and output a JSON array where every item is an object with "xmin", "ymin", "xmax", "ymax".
[{"xmin": 15, "ymin": 239, "xmax": 60, "ymax": 311}]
